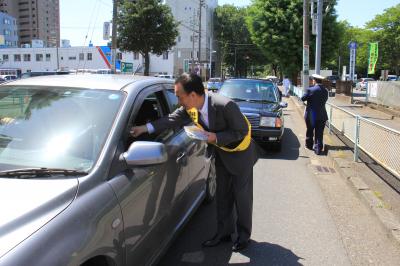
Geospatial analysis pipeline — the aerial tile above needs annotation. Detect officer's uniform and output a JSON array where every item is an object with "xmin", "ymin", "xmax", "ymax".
[{"xmin": 301, "ymin": 75, "xmax": 329, "ymax": 154}]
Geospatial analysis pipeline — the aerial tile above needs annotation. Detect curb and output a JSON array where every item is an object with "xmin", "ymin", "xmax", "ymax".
[{"xmin": 289, "ymin": 96, "xmax": 400, "ymax": 245}]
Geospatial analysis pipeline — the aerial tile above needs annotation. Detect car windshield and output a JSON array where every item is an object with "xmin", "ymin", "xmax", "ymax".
[
  {"xmin": 0, "ymin": 86, "xmax": 124, "ymax": 174},
  {"xmin": 219, "ymin": 80, "xmax": 278, "ymax": 102}
]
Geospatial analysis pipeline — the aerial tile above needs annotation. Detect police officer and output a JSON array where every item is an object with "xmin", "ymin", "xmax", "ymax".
[{"xmin": 301, "ymin": 74, "xmax": 329, "ymax": 155}]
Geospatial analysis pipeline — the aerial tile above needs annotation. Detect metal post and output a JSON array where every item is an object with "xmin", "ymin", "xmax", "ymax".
[
  {"xmin": 303, "ymin": 0, "xmax": 310, "ymax": 92},
  {"xmin": 329, "ymin": 105, "xmax": 333, "ymax": 134},
  {"xmin": 111, "ymin": 0, "xmax": 118, "ymax": 74},
  {"xmin": 354, "ymin": 115, "xmax": 360, "ymax": 162},
  {"xmin": 315, "ymin": 0, "xmax": 323, "ymax": 74}
]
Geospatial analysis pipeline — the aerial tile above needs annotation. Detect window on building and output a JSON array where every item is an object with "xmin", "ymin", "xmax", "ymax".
[
  {"xmin": 36, "ymin": 54, "xmax": 43, "ymax": 61},
  {"xmin": 14, "ymin": 54, "xmax": 21, "ymax": 62},
  {"xmin": 87, "ymin": 53, "xmax": 92, "ymax": 60},
  {"xmin": 163, "ymin": 51, "xmax": 169, "ymax": 60},
  {"xmin": 46, "ymin": 54, "xmax": 51, "ymax": 61},
  {"xmin": 79, "ymin": 53, "xmax": 84, "ymax": 60},
  {"xmin": 24, "ymin": 54, "xmax": 31, "ymax": 62},
  {"xmin": 2, "ymin": 54, "xmax": 9, "ymax": 62},
  {"xmin": 133, "ymin": 52, "xmax": 139, "ymax": 60}
]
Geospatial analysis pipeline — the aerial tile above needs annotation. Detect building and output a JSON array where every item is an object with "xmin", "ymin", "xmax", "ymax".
[
  {"xmin": 0, "ymin": 12, "xmax": 18, "ymax": 48},
  {"xmin": 0, "ymin": 46, "xmax": 173, "ymax": 75},
  {"xmin": 0, "ymin": 0, "xmax": 60, "ymax": 48},
  {"xmin": 165, "ymin": 0, "xmax": 217, "ymax": 79}
]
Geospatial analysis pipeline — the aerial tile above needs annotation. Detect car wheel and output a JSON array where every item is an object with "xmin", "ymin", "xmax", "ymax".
[{"xmin": 204, "ymin": 156, "xmax": 216, "ymax": 204}]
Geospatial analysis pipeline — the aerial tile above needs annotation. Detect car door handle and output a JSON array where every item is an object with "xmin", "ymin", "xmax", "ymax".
[{"xmin": 176, "ymin": 152, "xmax": 187, "ymax": 164}]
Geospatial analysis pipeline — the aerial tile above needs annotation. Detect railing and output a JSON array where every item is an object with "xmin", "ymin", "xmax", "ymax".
[
  {"xmin": 292, "ymin": 86, "xmax": 400, "ymax": 179},
  {"xmin": 327, "ymin": 103, "xmax": 400, "ymax": 180}
]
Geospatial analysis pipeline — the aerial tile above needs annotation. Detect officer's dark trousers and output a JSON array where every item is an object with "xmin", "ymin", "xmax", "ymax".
[
  {"xmin": 305, "ymin": 119, "xmax": 326, "ymax": 152},
  {"xmin": 215, "ymin": 154, "xmax": 253, "ymax": 243}
]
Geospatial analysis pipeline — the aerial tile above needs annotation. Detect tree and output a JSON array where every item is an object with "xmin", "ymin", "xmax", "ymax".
[
  {"xmin": 117, "ymin": 0, "xmax": 179, "ymax": 76},
  {"xmin": 366, "ymin": 4, "xmax": 400, "ymax": 75},
  {"xmin": 214, "ymin": 5, "xmax": 266, "ymax": 77},
  {"xmin": 247, "ymin": 0, "xmax": 342, "ymax": 82}
]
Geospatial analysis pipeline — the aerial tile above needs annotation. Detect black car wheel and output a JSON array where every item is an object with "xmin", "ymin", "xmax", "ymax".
[{"xmin": 204, "ymin": 156, "xmax": 216, "ymax": 204}]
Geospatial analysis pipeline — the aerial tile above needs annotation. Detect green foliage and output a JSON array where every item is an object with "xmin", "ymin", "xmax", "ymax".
[
  {"xmin": 117, "ymin": 0, "xmax": 179, "ymax": 75},
  {"xmin": 214, "ymin": 5, "xmax": 266, "ymax": 77},
  {"xmin": 247, "ymin": 0, "xmax": 341, "ymax": 80},
  {"xmin": 366, "ymin": 4, "xmax": 400, "ymax": 75}
]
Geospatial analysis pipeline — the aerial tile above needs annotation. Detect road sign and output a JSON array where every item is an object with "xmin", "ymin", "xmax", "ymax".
[
  {"xmin": 121, "ymin": 62, "xmax": 133, "ymax": 73},
  {"xmin": 103, "ymin": 22, "xmax": 110, "ymax": 41}
]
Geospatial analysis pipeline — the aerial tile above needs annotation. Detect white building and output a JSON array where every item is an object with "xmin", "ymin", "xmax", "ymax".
[{"xmin": 0, "ymin": 46, "xmax": 173, "ymax": 75}]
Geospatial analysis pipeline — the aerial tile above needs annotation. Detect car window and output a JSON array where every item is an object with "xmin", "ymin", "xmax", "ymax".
[
  {"xmin": 219, "ymin": 80, "xmax": 278, "ymax": 102},
  {"xmin": 0, "ymin": 86, "xmax": 125, "ymax": 173}
]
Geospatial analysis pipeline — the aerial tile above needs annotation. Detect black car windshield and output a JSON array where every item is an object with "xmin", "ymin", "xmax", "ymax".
[
  {"xmin": 219, "ymin": 80, "xmax": 278, "ymax": 102},
  {"xmin": 0, "ymin": 86, "xmax": 124, "ymax": 174}
]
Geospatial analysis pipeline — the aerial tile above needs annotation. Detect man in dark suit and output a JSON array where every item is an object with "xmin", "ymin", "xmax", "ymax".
[
  {"xmin": 131, "ymin": 73, "xmax": 257, "ymax": 252},
  {"xmin": 301, "ymin": 74, "xmax": 329, "ymax": 155}
]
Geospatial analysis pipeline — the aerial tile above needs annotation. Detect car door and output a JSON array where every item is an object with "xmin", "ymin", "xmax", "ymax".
[
  {"xmin": 107, "ymin": 85, "xmax": 191, "ymax": 265},
  {"xmin": 163, "ymin": 85, "xmax": 210, "ymax": 204}
]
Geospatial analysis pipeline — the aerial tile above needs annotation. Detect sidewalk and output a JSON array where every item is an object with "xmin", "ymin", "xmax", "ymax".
[{"xmin": 290, "ymin": 95, "xmax": 400, "ymax": 247}]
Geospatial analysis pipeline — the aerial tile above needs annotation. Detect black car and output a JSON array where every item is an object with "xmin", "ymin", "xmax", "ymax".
[{"xmin": 218, "ymin": 79, "xmax": 287, "ymax": 150}]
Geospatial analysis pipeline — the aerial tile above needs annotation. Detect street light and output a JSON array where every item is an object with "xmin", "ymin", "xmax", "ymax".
[{"xmin": 209, "ymin": 50, "xmax": 217, "ymax": 79}]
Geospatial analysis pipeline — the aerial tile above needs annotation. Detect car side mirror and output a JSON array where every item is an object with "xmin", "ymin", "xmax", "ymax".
[
  {"xmin": 122, "ymin": 141, "xmax": 168, "ymax": 167},
  {"xmin": 279, "ymin": 102, "xmax": 288, "ymax": 108}
]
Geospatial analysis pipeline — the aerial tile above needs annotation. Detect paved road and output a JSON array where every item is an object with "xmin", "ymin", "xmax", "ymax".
[{"xmin": 158, "ymin": 98, "xmax": 400, "ymax": 266}]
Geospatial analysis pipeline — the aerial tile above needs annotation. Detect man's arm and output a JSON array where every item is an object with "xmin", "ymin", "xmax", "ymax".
[
  {"xmin": 131, "ymin": 106, "xmax": 191, "ymax": 137},
  {"xmin": 215, "ymin": 101, "xmax": 248, "ymax": 147}
]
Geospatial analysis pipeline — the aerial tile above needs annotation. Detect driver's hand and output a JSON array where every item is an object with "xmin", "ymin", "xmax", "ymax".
[{"xmin": 130, "ymin": 125, "xmax": 148, "ymax": 138}]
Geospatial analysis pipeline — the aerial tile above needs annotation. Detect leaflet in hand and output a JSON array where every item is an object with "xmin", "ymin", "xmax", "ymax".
[{"xmin": 184, "ymin": 126, "xmax": 208, "ymax": 141}]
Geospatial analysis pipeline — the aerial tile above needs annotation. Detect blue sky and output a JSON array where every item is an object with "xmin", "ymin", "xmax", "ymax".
[{"xmin": 61, "ymin": 0, "xmax": 399, "ymax": 46}]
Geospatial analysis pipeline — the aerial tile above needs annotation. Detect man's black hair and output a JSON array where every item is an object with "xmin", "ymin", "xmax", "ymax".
[{"xmin": 175, "ymin": 73, "xmax": 205, "ymax": 96}]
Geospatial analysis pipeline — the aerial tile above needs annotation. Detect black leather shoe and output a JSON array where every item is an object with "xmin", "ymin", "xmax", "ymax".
[
  {"xmin": 232, "ymin": 240, "xmax": 249, "ymax": 252},
  {"xmin": 202, "ymin": 234, "xmax": 231, "ymax": 247}
]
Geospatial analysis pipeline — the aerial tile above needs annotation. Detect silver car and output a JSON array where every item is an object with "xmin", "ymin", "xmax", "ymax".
[{"xmin": 0, "ymin": 75, "xmax": 216, "ymax": 266}]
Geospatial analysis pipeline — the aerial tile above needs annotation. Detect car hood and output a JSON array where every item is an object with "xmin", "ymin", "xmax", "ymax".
[
  {"xmin": 0, "ymin": 178, "xmax": 78, "ymax": 258},
  {"xmin": 235, "ymin": 101, "xmax": 280, "ymax": 116}
]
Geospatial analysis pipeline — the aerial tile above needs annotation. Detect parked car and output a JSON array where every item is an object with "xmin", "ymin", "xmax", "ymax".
[
  {"xmin": 356, "ymin": 77, "xmax": 375, "ymax": 90},
  {"xmin": 326, "ymin": 75, "xmax": 339, "ymax": 88},
  {"xmin": 0, "ymin": 74, "xmax": 215, "ymax": 266},
  {"xmin": 218, "ymin": 78, "xmax": 287, "ymax": 151},
  {"xmin": 0, "ymin": 75, "xmax": 18, "ymax": 81},
  {"xmin": 207, "ymin": 77, "xmax": 224, "ymax": 91}
]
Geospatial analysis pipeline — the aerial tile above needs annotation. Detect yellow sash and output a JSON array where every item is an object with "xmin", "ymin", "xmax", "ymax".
[{"xmin": 186, "ymin": 108, "xmax": 251, "ymax": 152}]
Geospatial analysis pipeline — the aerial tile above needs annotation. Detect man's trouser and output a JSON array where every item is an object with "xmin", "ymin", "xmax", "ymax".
[
  {"xmin": 215, "ymin": 154, "xmax": 253, "ymax": 243},
  {"xmin": 305, "ymin": 119, "xmax": 326, "ymax": 152}
]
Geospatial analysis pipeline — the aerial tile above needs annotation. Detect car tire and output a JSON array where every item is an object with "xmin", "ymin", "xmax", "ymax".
[{"xmin": 204, "ymin": 156, "xmax": 216, "ymax": 204}]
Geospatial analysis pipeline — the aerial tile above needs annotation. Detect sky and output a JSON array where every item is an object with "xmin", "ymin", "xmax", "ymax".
[{"xmin": 61, "ymin": 0, "xmax": 399, "ymax": 47}]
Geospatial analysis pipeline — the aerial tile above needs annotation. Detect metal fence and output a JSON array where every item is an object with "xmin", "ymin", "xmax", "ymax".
[
  {"xmin": 292, "ymin": 86, "xmax": 400, "ymax": 180},
  {"xmin": 327, "ymin": 103, "xmax": 400, "ymax": 180}
]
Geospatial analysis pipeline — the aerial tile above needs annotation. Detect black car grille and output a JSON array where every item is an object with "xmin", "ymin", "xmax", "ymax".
[{"xmin": 244, "ymin": 113, "xmax": 260, "ymax": 129}]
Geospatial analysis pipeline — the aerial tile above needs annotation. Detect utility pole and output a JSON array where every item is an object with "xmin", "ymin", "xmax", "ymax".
[
  {"xmin": 198, "ymin": 0, "xmax": 204, "ymax": 78},
  {"xmin": 315, "ymin": 0, "xmax": 323, "ymax": 74},
  {"xmin": 303, "ymin": 0, "xmax": 310, "ymax": 91},
  {"xmin": 111, "ymin": 0, "xmax": 118, "ymax": 74}
]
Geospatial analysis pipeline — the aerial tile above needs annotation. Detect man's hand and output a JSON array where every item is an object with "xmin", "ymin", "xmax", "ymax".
[
  {"xmin": 204, "ymin": 131, "xmax": 217, "ymax": 144},
  {"xmin": 130, "ymin": 125, "xmax": 148, "ymax": 138}
]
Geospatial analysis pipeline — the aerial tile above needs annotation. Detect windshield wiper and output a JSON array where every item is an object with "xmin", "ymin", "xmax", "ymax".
[
  {"xmin": 0, "ymin": 168, "xmax": 88, "ymax": 178},
  {"xmin": 231, "ymin": 97, "xmax": 247, "ymax": 102}
]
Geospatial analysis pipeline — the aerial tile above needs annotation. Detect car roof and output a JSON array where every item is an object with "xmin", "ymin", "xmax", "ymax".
[{"xmin": 5, "ymin": 74, "xmax": 171, "ymax": 91}]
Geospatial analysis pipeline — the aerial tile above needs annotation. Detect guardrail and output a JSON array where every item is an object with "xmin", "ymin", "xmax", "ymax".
[{"xmin": 292, "ymin": 86, "xmax": 400, "ymax": 180}]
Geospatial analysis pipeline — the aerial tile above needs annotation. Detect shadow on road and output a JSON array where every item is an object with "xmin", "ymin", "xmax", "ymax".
[
  {"xmin": 257, "ymin": 128, "xmax": 300, "ymax": 161},
  {"xmin": 157, "ymin": 200, "xmax": 303, "ymax": 266}
]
